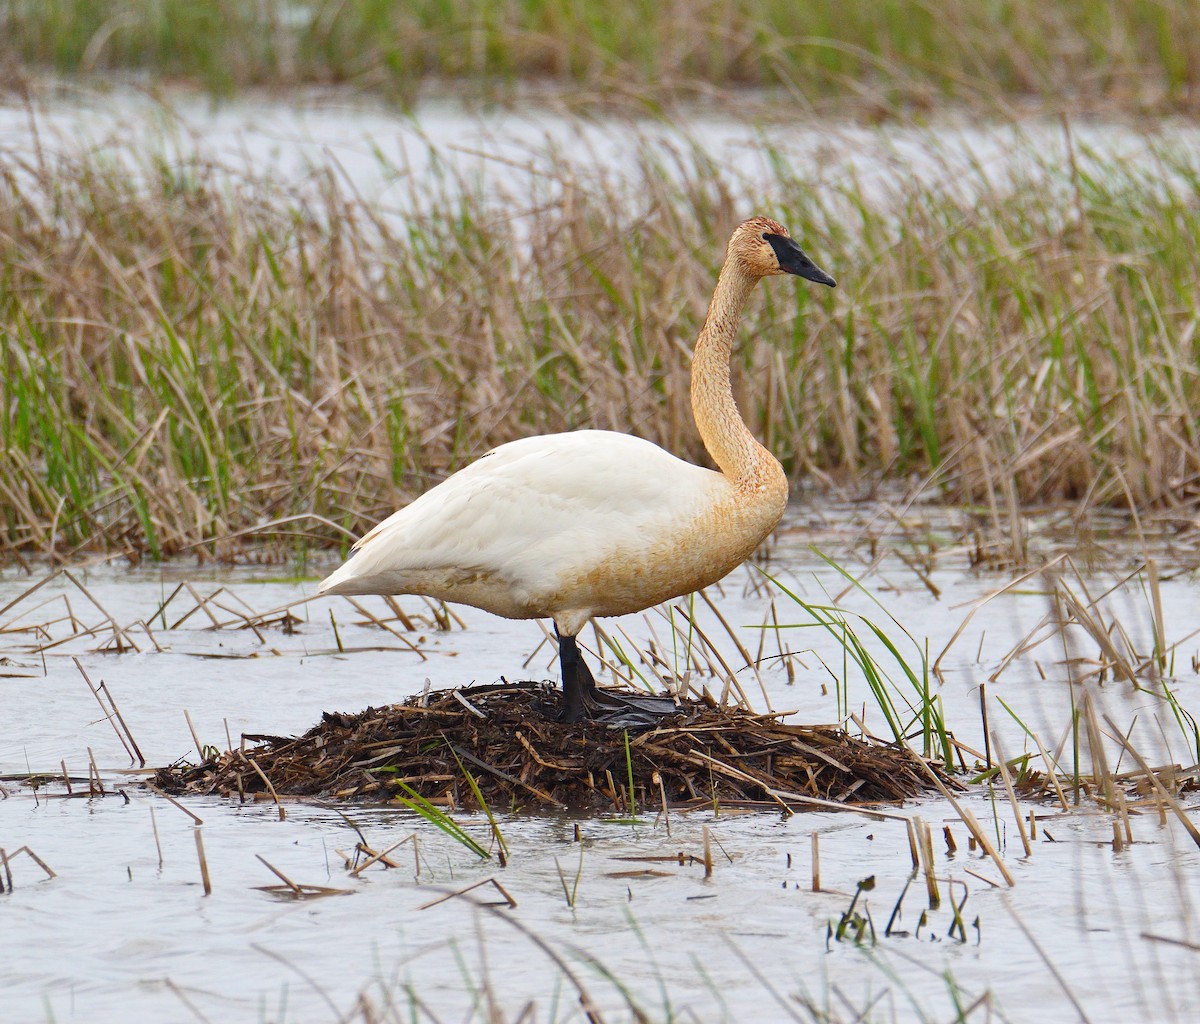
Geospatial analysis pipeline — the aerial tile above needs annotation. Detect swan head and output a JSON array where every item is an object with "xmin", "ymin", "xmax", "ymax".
[{"xmin": 730, "ymin": 216, "xmax": 836, "ymax": 287}]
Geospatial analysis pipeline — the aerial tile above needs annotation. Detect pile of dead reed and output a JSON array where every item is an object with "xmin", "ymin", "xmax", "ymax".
[{"xmin": 154, "ymin": 681, "xmax": 936, "ymax": 812}]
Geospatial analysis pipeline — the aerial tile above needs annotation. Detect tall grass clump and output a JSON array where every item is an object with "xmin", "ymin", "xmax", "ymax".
[
  {"xmin": 1, "ymin": 0, "xmax": 1199, "ymax": 113},
  {"xmin": 2, "ymin": 123, "xmax": 1199, "ymax": 559}
]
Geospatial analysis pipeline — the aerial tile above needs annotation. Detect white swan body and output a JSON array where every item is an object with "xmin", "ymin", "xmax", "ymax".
[
  {"xmin": 318, "ymin": 216, "xmax": 835, "ymax": 721},
  {"xmin": 319, "ymin": 428, "xmax": 781, "ymax": 636}
]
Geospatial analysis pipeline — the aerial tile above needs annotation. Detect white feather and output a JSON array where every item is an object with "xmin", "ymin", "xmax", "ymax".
[
  {"xmin": 318, "ymin": 215, "xmax": 833, "ymax": 643},
  {"xmin": 319, "ymin": 430, "xmax": 727, "ymax": 627}
]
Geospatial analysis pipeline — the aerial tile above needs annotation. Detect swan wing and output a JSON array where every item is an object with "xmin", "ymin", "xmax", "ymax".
[{"xmin": 318, "ymin": 431, "xmax": 725, "ymax": 602}]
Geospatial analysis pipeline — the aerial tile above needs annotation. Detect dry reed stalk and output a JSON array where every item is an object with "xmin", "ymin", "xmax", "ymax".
[
  {"xmin": 991, "ymin": 732, "xmax": 1033, "ymax": 858},
  {"xmin": 10, "ymin": 846, "xmax": 56, "ymax": 880},
  {"xmin": 1100, "ymin": 715, "xmax": 1200, "ymax": 849},
  {"xmin": 905, "ymin": 819, "xmax": 920, "ymax": 870},
  {"xmin": 64, "ymin": 572, "xmax": 137, "ymax": 651},
  {"xmin": 915, "ymin": 817, "xmax": 940, "ymax": 908},
  {"xmin": 810, "ymin": 832, "xmax": 820, "ymax": 893},
  {"xmin": 194, "ymin": 828, "xmax": 212, "ymax": 895},
  {"xmin": 150, "ymin": 805, "xmax": 164, "ymax": 869},
  {"xmin": 74, "ymin": 658, "xmax": 143, "ymax": 766},
  {"xmin": 86, "ymin": 746, "xmax": 104, "ymax": 796},
  {"xmin": 348, "ymin": 836, "xmax": 415, "ymax": 878},
  {"xmin": 1027, "ymin": 727, "xmax": 1071, "ymax": 811},
  {"xmin": 246, "ymin": 758, "xmax": 286, "ymax": 821},
  {"xmin": 183, "ymin": 710, "xmax": 205, "ymax": 763},
  {"xmin": 144, "ymin": 782, "xmax": 204, "ymax": 825},
  {"xmin": 698, "ymin": 588, "xmax": 770, "ymax": 711},
  {"xmin": 416, "ymin": 877, "xmax": 518, "ymax": 911},
  {"xmin": 912, "ymin": 758, "xmax": 1015, "ymax": 887},
  {"xmin": 963, "ymin": 866, "xmax": 1002, "ymax": 889},
  {"xmin": 255, "ymin": 854, "xmax": 302, "ymax": 896}
]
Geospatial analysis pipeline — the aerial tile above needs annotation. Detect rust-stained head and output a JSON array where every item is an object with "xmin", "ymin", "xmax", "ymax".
[{"xmin": 726, "ymin": 216, "xmax": 836, "ymax": 287}]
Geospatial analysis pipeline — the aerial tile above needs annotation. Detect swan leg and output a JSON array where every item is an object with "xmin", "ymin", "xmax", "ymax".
[
  {"xmin": 555, "ymin": 629, "xmax": 681, "ymax": 727},
  {"xmin": 556, "ymin": 631, "xmax": 599, "ymax": 723}
]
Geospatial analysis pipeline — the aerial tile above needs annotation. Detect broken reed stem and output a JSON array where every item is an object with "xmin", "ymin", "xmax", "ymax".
[
  {"xmin": 86, "ymin": 746, "xmax": 104, "ymax": 796},
  {"xmin": 417, "ymin": 877, "xmax": 517, "ymax": 912},
  {"xmin": 256, "ymin": 854, "xmax": 302, "ymax": 895},
  {"xmin": 184, "ymin": 710, "xmax": 205, "ymax": 762},
  {"xmin": 349, "ymin": 836, "xmax": 415, "ymax": 878},
  {"xmin": 703, "ymin": 826, "xmax": 714, "ymax": 880},
  {"xmin": 912, "ymin": 755, "xmax": 1015, "ymax": 886},
  {"xmin": 194, "ymin": 829, "xmax": 212, "ymax": 895},
  {"xmin": 144, "ymin": 782, "xmax": 204, "ymax": 825},
  {"xmin": 811, "ymin": 831, "xmax": 820, "ymax": 892},
  {"xmin": 915, "ymin": 817, "xmax": 940, "ymax": 908},
  {"xmin": 100, "ymin": 679, "xmax": 145, "ymax": 766},
  {"xmin": 246, "ymin": 758, "xmax": 286, "ymax": 821},
  {"xmin": 11, "ymin": 846, "xmax": 56, "ymax": 879},
  {"xmin": 1101, "ymin": 714, "xmax": 1200, "ymax": 848},
  {"xmin": 75, "ymin": 658, "xmax": 135, "ymax": 764},
  {"xmin": 959, "ymin": 806, "xmax": 1016, "ymax": 887},
  {"xmin": 980, "ymin": 683, "xmax": 991, "ymax": 770},
  {"xmin": 905, "ymin": 818, "xmax": 920, "ymax": 870},
  {"xmin": 943, "ymin": 825, "xmax": 957, "ymax": 855},
  {"xmin": 902, "ymin": 821, "xmax": 921, "ymax": 869},
  {"xmin": 1030, "ymin": 728, "xmax": 1071, "ymax": 810},
  {"xmin": 150, "ymin": 804, "xmax": 164, "ymax": 869},
  {"xmin": 991, "ymin": 730, "xmax": 1033, "ymax": 857}
]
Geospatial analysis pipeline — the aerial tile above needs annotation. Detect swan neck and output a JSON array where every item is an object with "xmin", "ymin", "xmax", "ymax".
[{"xmin": 691, "ymin": 261, "xmax": 771, "ymax": 485}]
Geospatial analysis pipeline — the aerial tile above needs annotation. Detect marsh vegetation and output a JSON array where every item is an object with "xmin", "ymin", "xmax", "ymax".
[
  {"xmin": 3, "ymin": 114, "xmax": 1199, "ymax": 560},
  {"xmin": 4, "ymin": 3, "xmax": 1200, "ymax": 1022},
  {"xmin": 3, "ymin": 0, "xmax": 1199, "ymax": 112}
]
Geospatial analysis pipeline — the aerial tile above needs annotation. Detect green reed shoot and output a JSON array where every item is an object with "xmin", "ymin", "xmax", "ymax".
[
  {"xmin": 759, "ymin": 563, "xmax": 952, "ymax": 767},
  {"xmin": 391, "ymin": 780, "xmax": 490, "ymax": 861},
  {"xmin": 445, "ymin": 741, "xmax": 509, "ymax": 865}
]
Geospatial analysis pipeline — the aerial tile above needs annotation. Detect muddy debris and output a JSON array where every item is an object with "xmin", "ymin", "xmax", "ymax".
[{"xmin": 154, "ymin": 681, "xmax": 942, "ymax": 812}]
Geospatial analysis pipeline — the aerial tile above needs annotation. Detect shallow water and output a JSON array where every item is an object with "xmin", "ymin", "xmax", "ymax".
[
  {"xmin": 3, "ymin": 508, "xmax": 1200, "ymax": 1022},
  {"xmin": 2, "ymin": 87, "xmax": 1197, "ymax": 216},
  {"xmin": 3, "ymin": 83, "xmax": 1200, "ymax": 1022}
]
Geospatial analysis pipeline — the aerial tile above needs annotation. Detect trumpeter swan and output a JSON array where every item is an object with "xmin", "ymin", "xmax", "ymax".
[{"xmin": 319, "ymin": 216, "xmax": 835, "ymax": 722}]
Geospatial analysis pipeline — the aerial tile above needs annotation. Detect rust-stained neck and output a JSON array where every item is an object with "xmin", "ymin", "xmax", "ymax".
[{"xmin": 690, "ymin": 253, "xmax": 783, "ymax": 492}]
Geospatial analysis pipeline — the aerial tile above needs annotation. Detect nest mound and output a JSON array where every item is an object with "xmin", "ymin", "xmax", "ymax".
[{"xmin": 155, "ymin": 681, "xmax": 937, "ymax": 812}]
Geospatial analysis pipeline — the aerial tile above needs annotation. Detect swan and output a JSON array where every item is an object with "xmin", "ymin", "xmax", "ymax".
[{"xmin": 318, "ymin": 216, "xmax": 835, "ymax": 723}]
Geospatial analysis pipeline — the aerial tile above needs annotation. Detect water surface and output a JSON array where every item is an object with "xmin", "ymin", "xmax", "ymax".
[{"xmin": 3, "ymin": 508, "xmax": 1199, "ymax": 1022}]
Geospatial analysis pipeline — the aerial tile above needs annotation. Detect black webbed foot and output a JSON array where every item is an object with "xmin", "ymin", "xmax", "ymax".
[{"xmin": 556, "ymin": 630, "xmax": 680, "ymax": 729}]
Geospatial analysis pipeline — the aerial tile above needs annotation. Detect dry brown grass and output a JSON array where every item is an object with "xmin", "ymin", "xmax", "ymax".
[{"xmin": 2, "ymin": 121, "xmax": 1199, "ymax": 560}]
